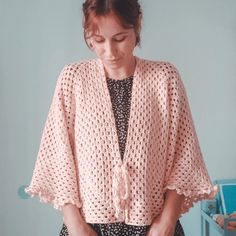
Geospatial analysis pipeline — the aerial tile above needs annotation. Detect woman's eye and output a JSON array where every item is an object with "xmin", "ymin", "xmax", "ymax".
[
  {"xmin": 113, "ymin": 36, "xmax": 126, "ymax": 42},
  {"xmin": 93, "ymin": 37, "xmax": 104, "ymax": 43},
  {"xmin": 95, "ymin": 39, "xmax": 104, "ymax": 43}
]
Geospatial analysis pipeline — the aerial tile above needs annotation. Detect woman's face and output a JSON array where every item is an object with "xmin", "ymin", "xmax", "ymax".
[{"xmin": 90, "ymin": 13, "xmax": 137, "ymax": 73}]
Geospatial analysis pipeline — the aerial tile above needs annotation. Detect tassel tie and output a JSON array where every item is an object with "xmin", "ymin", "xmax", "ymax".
[{"xmin": 112, "ymin": 162, "xmax": 130, "ymax": 220}]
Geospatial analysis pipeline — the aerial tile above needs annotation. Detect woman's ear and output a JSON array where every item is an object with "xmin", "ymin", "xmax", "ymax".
[
  {"xmin": 88, "ymin": 39, "xmax": 94, "ymax": 50},
  {"xmin": 89, "ymin": 43, "xmax": 94, "ymax": 50}
]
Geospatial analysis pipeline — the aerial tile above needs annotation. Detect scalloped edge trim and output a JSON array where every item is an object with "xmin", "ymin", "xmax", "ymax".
[
  {"xmin": 25, "ymin": 187, "xmax": 82, "ymax": 210},
  {"xmin": 164, "ymin": 184, "xmax": 218, "ymax": 214}
]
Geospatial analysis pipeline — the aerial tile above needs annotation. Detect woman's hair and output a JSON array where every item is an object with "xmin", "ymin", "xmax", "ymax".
[{"xmin": 82, "ymin": 0, "xmax": 142, "ymax": 46}]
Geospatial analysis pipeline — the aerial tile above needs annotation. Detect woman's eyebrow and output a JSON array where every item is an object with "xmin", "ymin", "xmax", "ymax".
[
  {"xmin": 93, "ymin": 34, "xmax": 103, "ymax": 37},
  {"xmin": 112, "ymin": 31, "xmax": 130, "ymax": 37},
  {"xmin": 93, "ymin": 31, "xmax": 129, "ymax": 37}
]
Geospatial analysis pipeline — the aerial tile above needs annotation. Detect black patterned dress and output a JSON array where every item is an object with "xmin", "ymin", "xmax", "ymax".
[{"xmin": 59, "ymin": 76, "xmax": 185, "ymax": 236}]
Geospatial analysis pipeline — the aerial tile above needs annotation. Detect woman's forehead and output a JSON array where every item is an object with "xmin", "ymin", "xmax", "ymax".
[{"xmin": 91, "ymin": 14, "xmax": 134, "ymax": 36}]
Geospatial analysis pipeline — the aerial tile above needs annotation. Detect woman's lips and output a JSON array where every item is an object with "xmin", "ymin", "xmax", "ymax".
[{"xmin": 105, "ymin": 58, "xmax": 121, "ymax": 64}]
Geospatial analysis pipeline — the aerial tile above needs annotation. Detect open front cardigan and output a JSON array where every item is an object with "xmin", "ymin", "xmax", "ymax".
[{"xmin": 26, "ymin": 57, "xmax": 215, "ymax": 225}]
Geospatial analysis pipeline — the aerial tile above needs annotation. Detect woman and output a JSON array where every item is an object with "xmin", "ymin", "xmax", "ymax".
[{"xmin": 25, "ymin": 0, "xmax": 217, "ymax": 235}]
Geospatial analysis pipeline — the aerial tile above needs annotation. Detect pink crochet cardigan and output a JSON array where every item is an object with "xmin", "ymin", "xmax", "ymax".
[{"xmin": 26, "ymin": 57, "xmax": 215, "ymax": 225}]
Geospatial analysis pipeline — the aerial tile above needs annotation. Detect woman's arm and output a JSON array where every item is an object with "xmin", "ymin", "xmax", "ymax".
[
  {"xmin": 147, "ymin": 189, "xmax": 184, "ymax": 236},
  {"xmin": 62, "ymin": 203, "xmax": 97, "ymax": 236},
  {"xmin": 159, "ymin": 189, "xmax": 184, "ymax": 223}
]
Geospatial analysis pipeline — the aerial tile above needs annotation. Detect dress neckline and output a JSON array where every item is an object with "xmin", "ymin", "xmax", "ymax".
[{"xmin": 106, "ymin": 75, "xmax": 134, "ymax": 82}]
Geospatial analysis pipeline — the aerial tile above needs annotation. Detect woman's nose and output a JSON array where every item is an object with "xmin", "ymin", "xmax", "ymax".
[{"xmin": 104, "ymin": 41, "xmax": 117, "ymax": 59}]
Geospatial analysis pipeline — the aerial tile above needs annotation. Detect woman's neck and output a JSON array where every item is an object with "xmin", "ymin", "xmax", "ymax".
[{"xmin": 104, "ymin": 56, "xmax": 136, "ymax": 80}]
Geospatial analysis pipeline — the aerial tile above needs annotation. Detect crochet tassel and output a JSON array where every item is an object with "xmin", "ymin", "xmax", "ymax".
[{"xmin": 112, "ymin": 163, "xmax": 130, "ymax": 219}]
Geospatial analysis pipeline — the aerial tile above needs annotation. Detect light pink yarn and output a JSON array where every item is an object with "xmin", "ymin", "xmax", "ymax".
[{"xmin": 25, "ymin": 57, "xmax": 216, "ymax": 225}]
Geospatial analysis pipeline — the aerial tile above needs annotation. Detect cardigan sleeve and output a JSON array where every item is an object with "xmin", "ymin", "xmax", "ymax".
[
  {"xmin": 163, "ymin": 63, "xmax": 216, "ymax": 214},
  {"xmin": 25, "ymin": 65, "xmax": 82, "ymax": 210}
]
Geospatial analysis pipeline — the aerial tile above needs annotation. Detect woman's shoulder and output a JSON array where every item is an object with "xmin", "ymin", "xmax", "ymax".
[
  {"xmin": 60, "ymin": 58, "xmax": 98, "ymax": 76},
  {"xmin": 137, "ymin": 57, "xmax": 181, "ymax": 81},
  {"xmin": 56, "ymin": 58, "xmax": 99, "ymax": 85},
  {"xmin": 138, "ymin": 57, "xmax": 179, "ymax": 73}
]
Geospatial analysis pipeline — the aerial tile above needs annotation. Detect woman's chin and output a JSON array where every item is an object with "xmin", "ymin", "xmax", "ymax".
[{"xmin": 103, "ymin": 60, "xmax": 123, "ymax": 70}]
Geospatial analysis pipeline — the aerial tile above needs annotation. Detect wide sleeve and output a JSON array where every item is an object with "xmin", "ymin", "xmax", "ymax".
[
  {"xmin": 163, "ymin": 63, "xmax": 217, "ymax": 214},
  {"xmin": 25, "ymin": 65, "xmax": 82, "ymax": 210}
]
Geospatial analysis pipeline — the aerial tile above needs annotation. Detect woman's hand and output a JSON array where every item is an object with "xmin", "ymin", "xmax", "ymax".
[
  {"xmin": 147, "ymin": 189, "xmax": 184, "ymax": 236},
  {"xmin": 62, "ymin": 203, "xmax": 98, "ymax": 236},
  {"xmin": 65, "ymin": 220, "xmax": 98, "ymax": 236},
  {"xmin": 146, "ymin": 215, "xmax": 175, "ymax": 236},
  {"xmin": 215, "ymin": 212, "xmax": 236, "ymax": 231}
]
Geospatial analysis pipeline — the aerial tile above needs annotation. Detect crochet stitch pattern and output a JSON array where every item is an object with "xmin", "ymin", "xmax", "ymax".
[{"xmin": 26, "ymin": 57, "xmax": 215, "ymax": 226}]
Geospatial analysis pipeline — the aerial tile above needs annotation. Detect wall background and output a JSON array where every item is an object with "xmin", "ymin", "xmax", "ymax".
[{"xmin": 0, "ymin": 0, "xmax": 236, "ymax": 235}]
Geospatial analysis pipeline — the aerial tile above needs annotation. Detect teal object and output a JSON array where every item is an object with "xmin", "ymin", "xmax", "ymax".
[
  {"xmin": 201, "ymin": 179, "xmax": 236, "ymax": 236},
  {"xmin": 17, "ymin": 185, "xmax": 30, "ymax": 199},
  {"xmin": 201, "ymin": 199, "xmax": 217, "ymax": 215},
  {"xmin": 219, "ymin": 184, "xmax": 236, "ymax": 215}
]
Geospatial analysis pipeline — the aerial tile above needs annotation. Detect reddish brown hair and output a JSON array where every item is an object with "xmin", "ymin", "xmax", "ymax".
[{"xmin": 82, "ymin": 0, "xmax": 142, "ymax": 46}]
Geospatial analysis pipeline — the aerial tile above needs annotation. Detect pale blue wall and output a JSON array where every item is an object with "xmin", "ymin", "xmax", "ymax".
[{"xmin": 1, "ymin": 0, "xmax": 236, "ymax": 235}]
